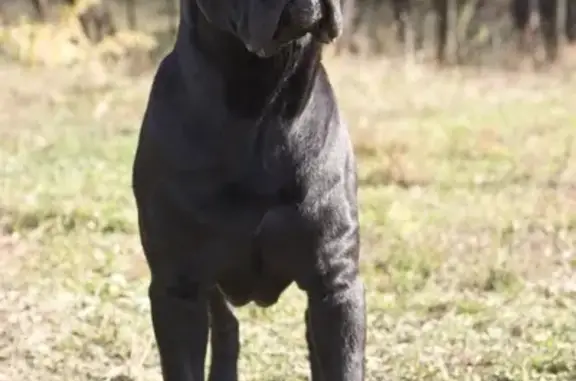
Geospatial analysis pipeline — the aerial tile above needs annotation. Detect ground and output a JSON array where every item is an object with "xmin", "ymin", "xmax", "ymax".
[{"xmin": 0, "ymin": 53, "xmax": 575, "ymax": 381}]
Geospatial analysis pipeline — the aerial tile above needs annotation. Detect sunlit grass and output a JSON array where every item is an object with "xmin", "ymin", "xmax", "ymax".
[{"xmin": 1, "ymin": 55, "xmax": 575, "ymax": 380}]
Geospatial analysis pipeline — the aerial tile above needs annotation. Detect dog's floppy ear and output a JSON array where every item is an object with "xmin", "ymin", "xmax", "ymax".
[
  {"xmin": 194, "ymin": 0, "xmax": 234, "ymax": 32},
  {"xmin": 195, "ymin": 0, "xmax": 290, "ymax": 52}
]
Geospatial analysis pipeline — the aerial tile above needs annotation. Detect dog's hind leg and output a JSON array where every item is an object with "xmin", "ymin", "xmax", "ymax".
[
  {"xmin": 148, "ymin": 274, "xmax": 210, "ymax": 381},
  {"xmin": 208, "ymin": 287, "xmax": 239, "ymax": 381}
]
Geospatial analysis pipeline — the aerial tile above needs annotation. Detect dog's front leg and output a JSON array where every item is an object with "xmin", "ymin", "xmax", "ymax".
[
  {"xmin": 149, "ymin": 277, "xmax": 209, "ymax": 381},
  {"xmin": 305, "ymin": 308, "xmax": 322, "ymax": 381},
  {"xmin": 306, "ymin": 278, "xmax": 366, "ymax": 381},
  {"xmin": 208, "ymin": 287, "xmax": 239, "ymax": 381}
]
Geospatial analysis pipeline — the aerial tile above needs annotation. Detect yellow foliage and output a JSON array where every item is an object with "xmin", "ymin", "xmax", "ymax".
[
  {"xmin": 0, "ymin": 6, "xmax": 158, "ymax": 67},
  {"xmin": 95, "ymin": 30, "xmax": 159, "ymax": 58},
  {"xmin": 0, "ymin": 19, "xmax": 90, "ymax": 66},
  {"xmin": 68, "ymin": 0, "xmax": 104, "ymax": 16}
]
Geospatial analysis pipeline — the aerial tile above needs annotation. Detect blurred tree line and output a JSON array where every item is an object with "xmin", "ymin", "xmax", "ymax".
[
  {"xmin": 336, "ymin": 0, "xmax": 576, "ymax": 65},
  {"xmin": 0, "ymin": 0, "xmax": 575, "ymax": 67}
]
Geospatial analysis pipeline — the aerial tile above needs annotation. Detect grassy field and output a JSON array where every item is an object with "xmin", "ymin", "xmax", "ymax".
[{"xmin": 1, "ymin": 54, "xmax": 575, "ymax": 381}]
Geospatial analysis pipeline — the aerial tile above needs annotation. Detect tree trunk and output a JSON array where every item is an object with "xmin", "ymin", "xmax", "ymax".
[
  {"xmin": 566, "ymin": 0, "xmax": 576, "ymax": 42},
  {"xmin": 538, "ymin": 0, "xmax": 559, "ymax": 61},
  {"xmin": 68, "ymin": 0, "xmax": 117, "ymax": 43},
  {"xmin": 126, "ymin": 0, "xmax": 136, "ymax": 29},
  {"xmin": 30, "ymin": 0, "xmax": 48, "ymax": 20},
  {"xmin": 433, "ymin": 0, "xmax": 448, "ymax": 63}
]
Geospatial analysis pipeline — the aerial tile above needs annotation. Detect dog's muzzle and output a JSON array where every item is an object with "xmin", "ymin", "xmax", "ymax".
[
  {"xmin": 276, "ymin": 0, "xmax": 342, "ymax": 44},
  {"xmin": 247, "ymin": 0, "xmax": 342, "ymax": 57}
]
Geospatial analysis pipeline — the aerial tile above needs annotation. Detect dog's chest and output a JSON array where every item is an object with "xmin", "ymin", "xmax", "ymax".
[{"xmin": 214, "ymin": 119, "xmax": 298, "ymax": 198}]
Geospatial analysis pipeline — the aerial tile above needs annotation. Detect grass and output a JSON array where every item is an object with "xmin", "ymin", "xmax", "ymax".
[{"xmin": 1, "ymin": 53, "xmax": 576, "ymax": 381}]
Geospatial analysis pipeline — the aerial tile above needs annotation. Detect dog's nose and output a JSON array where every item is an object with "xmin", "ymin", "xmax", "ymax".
[{"xmin": 274, "ymin": 0, "xmax": 323, "ymax": 44}]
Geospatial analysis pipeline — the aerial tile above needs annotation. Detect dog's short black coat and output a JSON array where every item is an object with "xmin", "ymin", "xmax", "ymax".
[{"xmin": 131, "ymin": 0, "xmax": 366, "ymax": 380}]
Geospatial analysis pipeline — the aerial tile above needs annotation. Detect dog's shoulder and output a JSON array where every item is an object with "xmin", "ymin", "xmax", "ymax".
[
  {"xmin": 291, "ymin": 64, "xmax": 348, "ymax": 154},
  {"xmin": 148, "ymin": 52, "xmax": 183, "ymax": 103}
]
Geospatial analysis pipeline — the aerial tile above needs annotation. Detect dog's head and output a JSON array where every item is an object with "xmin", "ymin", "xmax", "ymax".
[{"xmin": 195, "ymin": 0, "xmax": 343, "ymax": 57}]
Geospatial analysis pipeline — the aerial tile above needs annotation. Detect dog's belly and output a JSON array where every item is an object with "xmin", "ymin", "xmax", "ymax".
[
  {"xmin": 213, "ymin": 210, "xmax": 298, "ymax": 308},
  {"xmin": 218, "ymin": 271, "xmax": 293, "ymax": 308},
  {"xmin": 213, "ymin": 202, "xmax": 308, "ymax": 308}
]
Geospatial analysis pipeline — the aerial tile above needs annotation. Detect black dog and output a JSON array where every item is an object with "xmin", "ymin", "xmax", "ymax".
[{"xmin": 131, "ymin": 0, "xmax": 366, "ymax": 380}]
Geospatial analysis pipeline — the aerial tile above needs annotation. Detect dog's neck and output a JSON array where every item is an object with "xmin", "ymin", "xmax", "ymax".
[{"xmin": 174, "ymin": 0, "xmax": 324, "ymax": 121}]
